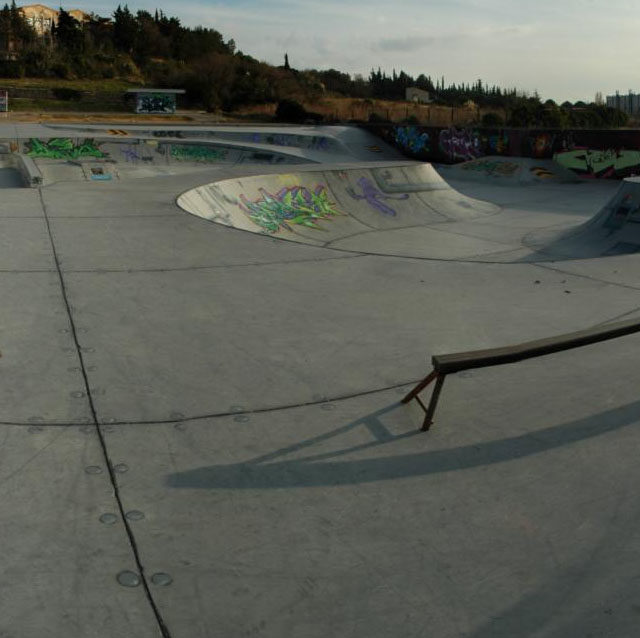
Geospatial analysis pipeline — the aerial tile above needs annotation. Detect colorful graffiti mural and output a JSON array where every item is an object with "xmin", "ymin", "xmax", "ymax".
[
  {"xmin": 170, "ymin": 145, "xmax": 228, "ymax": 162},
  {"xmin": 486, "ymin": 132, "xmax": 509, "ymax": 155},
  {"xmin": 136, "ymin": 93, "xmax": 176, "ymax": 114},
  {"xmin": 239, "ymin": 185, "xmax": 342, "ymax": 233},
  {"xmin": 369, "ymin": 124, "xmax": 640, "ymax": 178},
  {"xmin": 461, "ymin": 159, "xmax": 520, "ymax": 177},
  {"xmin": 394, "ymin": 126, "xmax": 430, "ymax": 154},
  {"xmin": 554, "ymin": 148, "xmax": 640, "ymax": 179},
  {"xmin": 26, "ymin": 138, "xmax": 105, "ymax": 160},
  {"xmin": 529, "ymin": 133, "xmax": 555, "ymax": 158},
  {"xmin": 529, "ymin": 166, "xmax": 556, "ymax": 179},
  {"xmin": 346, "ymin": 177, "xmax": 409, "ymax": 216},
  {"xmin": 439, "ymin": 127, "xmax": 482, "ymax": 161}
]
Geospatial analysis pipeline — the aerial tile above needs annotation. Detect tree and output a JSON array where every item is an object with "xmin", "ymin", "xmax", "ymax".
[
  {"xmin": 54, "ymin": 8, "xmax": 83, "ymax": 53},
  {"xmin": 113, "ymin": 4, "xmax": 136, "ymax": 53}
]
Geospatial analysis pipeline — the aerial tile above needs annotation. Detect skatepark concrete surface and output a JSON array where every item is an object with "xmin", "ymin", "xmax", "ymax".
[{"xmin": 3, "ymin": 122, "xmax": 640, "ymax": 638}]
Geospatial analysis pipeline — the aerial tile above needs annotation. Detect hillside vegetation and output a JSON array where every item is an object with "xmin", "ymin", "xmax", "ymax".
[{"xmin": 0, "ymin": 2, "xmax": 629, "ymax": 127}]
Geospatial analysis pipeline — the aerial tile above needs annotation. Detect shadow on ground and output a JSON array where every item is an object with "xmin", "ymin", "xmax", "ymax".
[{"xmin": 166, "ymin": 399, "xmax": 640, "ymax": 489}]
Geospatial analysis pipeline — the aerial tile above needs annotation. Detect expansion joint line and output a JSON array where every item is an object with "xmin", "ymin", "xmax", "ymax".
[{"xmin": 37, "ymin": 189, "xmax": 172, "ymax": 638}]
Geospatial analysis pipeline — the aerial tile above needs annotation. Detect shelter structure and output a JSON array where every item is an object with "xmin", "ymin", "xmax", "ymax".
[{"xmin": 125, "ymin": 88, "xmax": 186, "ymax": 114}]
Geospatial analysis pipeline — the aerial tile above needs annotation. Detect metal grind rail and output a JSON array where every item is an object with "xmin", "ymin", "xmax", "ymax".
[{"xmin": 403, "ymin": 317, "xmax": 640, "ymax": 431}]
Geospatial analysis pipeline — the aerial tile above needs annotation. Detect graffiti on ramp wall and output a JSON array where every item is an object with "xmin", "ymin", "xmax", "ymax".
[
  {"xmin": 239, "ymin": 185, "xmax": 343, "ymax": 233},
  {"xmin": 346, "ymin": 177, "xmax": 409, "ymax": 216},
  {"xmin": 460, "ymin": 159, "xmax": 520, "ymax": 177},
  {"xmin": 170, "ymin": 145, "xmax": 228, "ymax": 162},
  {"xmin": 26, "ymin": 138, "xmax": 106, "ymax": 160}
]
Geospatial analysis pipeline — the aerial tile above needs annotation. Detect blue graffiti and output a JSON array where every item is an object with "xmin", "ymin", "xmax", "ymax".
[
  {"xmin": 310, "ymin": 136, "xmax": 330, "ymax": 151},
  {"xmin": 394, "ymin": 126, "xmax": 430, "ymax": 154},
  {"xmin": 346, "ymin": 177, "xmax": 409, "ymax": 216}
]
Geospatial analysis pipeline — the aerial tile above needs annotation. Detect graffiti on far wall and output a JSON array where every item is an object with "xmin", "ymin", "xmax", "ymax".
[
  {"xmin": 460, "ymin": 159, "xmax": 520, "ymax": 177},
  {"xmin": 554, "ymin": 148, "xmax": 640, "ymax": 179},
  {"xmin": 136, "ymin": 93, "xmax": 176, "ymax": 114},
  {"xmin": 486, "ymin": 132, "xmax": 509, "ymax": 154},
  {"xmin": 394, "ymin": 126, "xmax": 430, "ymax": 154},
  {"xmin": 372, "ymin": 123, "xmax": 640, "ymax": 178},
  {"xmin": 439, "ymin": 127, "xmax": 482, "ymax": 161},
  {"xmin": 346, "ymin": 176, "xmax": 409, "ymax": 216},
  {"xmin": 26, "ymin": 138, "xmax": 106, "ymax": 160},
  {"xmin": 239, "ymin": 185, "xmax": 343, "ymax": 233},
  {"xmin": 529, "ymin": 133, "xmax": 555, "ymax": 158}
]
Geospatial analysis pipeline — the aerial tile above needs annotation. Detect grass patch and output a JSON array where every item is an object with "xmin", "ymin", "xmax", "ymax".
[
  {"xmin": 0, "ymin": 78, "xmax": 138, "ymax": 92},
  {"xmin": 10, "ymin": 97, "xmax": 126, "ymax": 112}
]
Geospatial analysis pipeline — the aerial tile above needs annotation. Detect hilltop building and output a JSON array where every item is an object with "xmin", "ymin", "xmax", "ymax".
[
  {"xmin": 19, "ymin": 4, "xmax": 90, "ymax": 36},
  {"xmin": 406, "ymin": 87, "xmax": 432, "ymax": 104}
]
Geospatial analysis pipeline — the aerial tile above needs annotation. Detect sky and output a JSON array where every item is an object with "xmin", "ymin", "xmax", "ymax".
[{"xmin": 72, "ymin": 0, "xmax": 640, "ymax": 103}]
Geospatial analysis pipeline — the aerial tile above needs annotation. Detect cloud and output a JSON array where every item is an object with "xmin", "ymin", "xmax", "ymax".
[
  {"xmin": 372, "ymin": 35, "xmax": 434, "ymax": 53},
  {"xmin": 70, "ymin": 0, "xmax": 640, "ymax": 102}
]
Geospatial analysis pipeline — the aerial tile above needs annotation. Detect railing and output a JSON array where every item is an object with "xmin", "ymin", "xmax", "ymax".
[{"xmin": 403, "ymin": 317, "xmax": 640, "ymax": 431}]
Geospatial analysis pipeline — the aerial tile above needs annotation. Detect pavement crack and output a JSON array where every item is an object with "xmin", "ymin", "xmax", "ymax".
[{"xmin": 38, "ymin": 188, "xmax": 172, "ymax": 638}]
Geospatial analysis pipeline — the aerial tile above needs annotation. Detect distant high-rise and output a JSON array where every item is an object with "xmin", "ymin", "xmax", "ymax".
[{"xmin": 606, "ymin": 91, "xmax": 640, "ymax": 115}]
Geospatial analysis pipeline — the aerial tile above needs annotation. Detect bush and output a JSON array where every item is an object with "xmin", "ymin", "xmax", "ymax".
[
  {"xmin": 304, "ymin": 110, "xmax": 324, "ymax": 123},
  {"xmin": 52, "ymin": 87, "xmax": 82, "ymax": 101},
  {"xmin": 50, "ymin": 62, "xmax": 71, "ymax": 79},
  {"xmin": 0, "ymin": 60, "xmax": 25, "ymax": 78},
  {"xmin": 368, "ymin": 112, "xmax": 390, "ymax": 124},
  {"xmin": 275, "ymin": 98, "xmax": 307, "ymax": 122},
  {"xmin": 481, "ymin": 112, "xmax": 504, "ymax": 127}
]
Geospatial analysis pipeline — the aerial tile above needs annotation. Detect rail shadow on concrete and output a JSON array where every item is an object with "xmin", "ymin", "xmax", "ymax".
[{"xmin": 166, "ymin": 398, "xmax": 640, "ymax": 490}]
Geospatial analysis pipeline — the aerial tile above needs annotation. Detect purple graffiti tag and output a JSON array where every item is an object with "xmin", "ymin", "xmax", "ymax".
[
  {"xmin": 439, "ymin": 127, "xmax": 482, "ymax": 161},
  {"xmin": 346, "ymin": 177, "xmax": 409, "ymax": 216},
  {"xmin": 121, "ymin": 145, "xmax": 141, "ymax": 162}
]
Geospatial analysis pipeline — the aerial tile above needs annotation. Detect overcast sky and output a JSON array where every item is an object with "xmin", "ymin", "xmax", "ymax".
[{"xmin": 75, "ymin": 0, "xmax": 639, "ymax": 102}]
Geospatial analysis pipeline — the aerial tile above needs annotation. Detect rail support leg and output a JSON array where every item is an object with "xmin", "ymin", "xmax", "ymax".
[
  {"xmin": 402, "ymin": 370, "xmax": 447, "ymax": 432},
  {"xmin": 401, "ymin": 369, "xmax": 437, "ymax": 404},
  {"xmin": 421, "ymin": 374, "xmax": 446, "ymax": 431}
]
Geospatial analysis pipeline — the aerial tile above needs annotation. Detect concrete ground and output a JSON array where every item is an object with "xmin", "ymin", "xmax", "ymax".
[{"xmin": 2, "ymin": 124, "xmax": 640, "ymax": 638}]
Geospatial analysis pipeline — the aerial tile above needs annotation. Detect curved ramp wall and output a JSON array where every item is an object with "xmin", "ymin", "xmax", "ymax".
[
  {"xmin": 522, "ymin": 177, "xmax": 640, "ymax": 258},
  {"xmin": 438, "ymin": 156, "xmax": 580, "ymax": 185},
  {"xmin": 177, "ymin": 163, "xmax": 500, "ymax": 249}
]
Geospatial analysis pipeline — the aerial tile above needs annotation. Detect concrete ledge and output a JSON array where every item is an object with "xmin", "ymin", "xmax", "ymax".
[{"xmin": 15, "ymin": 154, "xmax": 43, "ymax": 187}]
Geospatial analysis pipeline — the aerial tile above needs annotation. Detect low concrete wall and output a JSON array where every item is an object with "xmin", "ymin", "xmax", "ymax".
[
  {"xmin": 15, "ymin": 154, "xmax": 43, "ymax": 187},
  {"xmin": 366, "ymin": 124, "xmax": 640, "ymax": 179}
]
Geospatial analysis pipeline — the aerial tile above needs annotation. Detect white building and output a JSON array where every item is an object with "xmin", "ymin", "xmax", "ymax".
[
  {"xmin": 19, "ymin": 4, "xmax": 90, "ymax": 36},
  {"xmin": 406, "ymin": 87, "xmax": 432, "ymax": 104}
]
